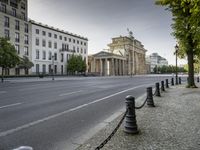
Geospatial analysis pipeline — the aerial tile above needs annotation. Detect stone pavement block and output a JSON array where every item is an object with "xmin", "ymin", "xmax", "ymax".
[{"xmin": 77, "ymin": 85, "xmax": 200, "ymax": 150}]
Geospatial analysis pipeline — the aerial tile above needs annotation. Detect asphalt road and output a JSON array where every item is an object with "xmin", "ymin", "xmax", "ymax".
[{"xmin": 0, "ymin": 75, "xmax": 174, "ymax": 150}]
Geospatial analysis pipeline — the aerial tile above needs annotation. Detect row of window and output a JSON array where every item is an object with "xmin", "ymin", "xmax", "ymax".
[
  {"xmin": 4, "ymin": 29, "xmax": 29, "ymax": 44},
  {"xmin": 35, "ymin": 29, "xmax": 87, "ymax": 46},
  {"xmin": 35, "ymin": 64, "xmax": 64, "ymax": 75},
  {"xmin": 35, "ymin": 38, "xmax": 87, "ymax": 54},
  {"xmin": 1, "ymin": 3, "xmax": 26, "ymax": 20},
  {"xmin": 36, "ymin": 50, "xmax": 58, "ymax": 61},
  {"xmin": 1, "ymin": 0, "xmax": 26, "ymax": 9},
  {"xmin": 15, "ymin": 44, "xmax": 29, "ymax": 56},
  {"xmin": 4, "ymin": 16, "xmax": 29, "ymax": 32}
]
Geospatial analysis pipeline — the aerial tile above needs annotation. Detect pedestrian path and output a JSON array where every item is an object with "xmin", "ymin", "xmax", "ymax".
[{"xmin": 77, "ymin": 84, "xmax": 200, "ymax": 150}]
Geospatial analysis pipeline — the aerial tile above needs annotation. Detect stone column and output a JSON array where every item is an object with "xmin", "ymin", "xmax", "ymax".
[
  {"xmin": 100, "ymin": 59, "xmax": 103, "ymax": 76},
  {"xmin": 119, "ymin": 59, "xmax": 122, "ymax": 75},
  {"xmin": 111, "ymin": 58, "xmax": 114, "ymax": 76},
  {"xmin": 105, "ymin": 58, "xmax": 108, "ymax": 76}
]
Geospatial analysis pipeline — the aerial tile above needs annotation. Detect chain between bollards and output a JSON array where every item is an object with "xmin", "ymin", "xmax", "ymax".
[{"xmin": 95, "ymin": 109, "xmax": 128, "ymax": 150}]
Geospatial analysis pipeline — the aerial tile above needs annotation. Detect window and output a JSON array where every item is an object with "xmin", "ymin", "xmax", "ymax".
[
  {"xmin": 15, "ymin": 68, "xmax": 20, "ymax": 75},
  {"xmin": 84, "ymin": 49, "xmax": 87, "ymax": 54},
  {"xmin": 15, "ymin": 32, "xmax": 20, "ymax": 42},
  {"xmin": 54, "ymin": 65, "xmax": 57, "ymax": 74},
  {"xmin": 15, "ymin": 20, "xmax": 20, "ymax": 30},
  {"xmin": 42, "ymin": 31, "xmax": 46, "ymax": 36},
  {"xmin": 48, "ymin": 65, "xmax": 52, "ymax": 74},
  {"xmin": 36, "ymin": 50, "xmax": 39, "ymax": 59},
  {"xmin": 64, "ymin": 37, "xmax": 67, "ymax": 41},
  {"xmin": 42, "ymin": 40, "xmax": 46, "ymax": 47},
  {"xmin": 12, "ymin": 8, "xmax": 16, "ymax": 17},
  {"xmin": 61, "ymin": 53, "xmax": 64, "ymax": 62},
  {"xmin": 48, "ymin": 52, "xmax": 52, "ymax": 60},
  {"xmin": 48, "ymin": 41, "xmax": 52, "ymax": 48},
  {"xmin": 54, "ymin": 42, "xmax": 57, "ymax": 49},
  {"xmin": 73, "ymin": 46, "xmax": 75, "ymax": 52},
  {"xmin": 48, "ymin": 32, "xmax": 52, "ymax": 37},
  {"xmin": 42, "ymin": 51, "xmax": 46, "ymax": 60},
  {"xmin": 24, "ymin": 35, "xmax": 28, "ymax": 44},
  {"xmin": 77, "ymin": 47, "xmax": 79, "ymax": 53},
  {"xmin": 36, "ymin": 64, "xmax": 39, "ymax": 74},
  {"xmin": 84, "ymin": 42, "xmax": 87, "ymax": 46},
  {"xmin": 61, "ymin": 65, "xmax": 63, "ymax": 75},
  {"xmin": 69, "ymin": 38, "xmax": 71, "ymax": 42},
  {"xmin": 25, "ymin": 23, "xmax": 28, "ymax": 33},
  {"xmin": 59, "ymin": 35, "xmax": 62, "ymax": 40},
  {"xmin": 21, "ymin": 12, "xmax": 26, "ymax": 20},
  {"xmin": 10, "ymin": 0, "xmax": 18, "ymax": 8},
  {"xmin": 24, "ymin": 46, "xmax": 28, "ymax": 56},
  {"xmin": 15, "ymin": 44, "xmax": 20, "ymax": 54},
  {"xmin": 77, "ymin": 40, "xmax": 79, "ymax": 44},
  {"xmin": 81, "ymin": 48, "xmax": 83, "ymax": 53},
  {"xmin": 1, "ymin": 4, "xmax": 6, "ymax": 12},
  {"xmin": 81, "ymin": 41, "xmax": 83, "ymax": 45},
  {"xmin": 4, "ymin": 16, "xmax": 9, "ymax": 27},
  {"xmin": 1, "ymin": 0, "xmax": 8, "ymax": 4},
  {"xmin": 4, "ymin": 29, "xmax": 9, "ymax": 39},
  {"xmin": 36, "ymin": 29, "xmax": 39, "ymax": 34},
  {"xmin": 36, "ymin": 38, "xmax": 39, "ymax": 46},
  {"xmin": 73, "ymin": 39, "xmax": 75, "ymax": 43},
  {"xmin": 42, "ymin": 64, "xmax": 46, "ymax": 74},
  {"xmin": 21, "ymin": 2, "xmax": 25, "ymax": 10},
  {"xmin": 54, "ymin": 34, "xmax": 57, "ymax": 39},
  {"xmin": 54, "ymin": 53, "xmax": 57, "ymax": 61}
]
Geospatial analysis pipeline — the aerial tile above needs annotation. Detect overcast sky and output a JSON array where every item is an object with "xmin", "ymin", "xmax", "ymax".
[{"xmin": 28, "ymin": 0, "xmax": 186, "ymax": 65}]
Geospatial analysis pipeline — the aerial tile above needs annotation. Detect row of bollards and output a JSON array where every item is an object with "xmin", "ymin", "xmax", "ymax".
[{"xmin": 124, "ymin": 77, "xmax": 182, "ymax": 134}]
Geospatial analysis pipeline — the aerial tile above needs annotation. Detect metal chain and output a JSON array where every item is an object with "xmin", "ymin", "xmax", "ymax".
[
  {"xmin": 135, "ymin": 97, "xmax": 148, "ymax": 109},
  {"xmin": 95, "ymin": 109, "xmax": 128, "ymax": 150}
]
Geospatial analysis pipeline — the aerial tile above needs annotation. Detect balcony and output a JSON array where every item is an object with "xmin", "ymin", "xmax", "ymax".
[
  {"xmin": 59, "ymin": 48, "xmax": 76, "ymax": 53},
  {"xmin": 0, "ymin": 0, "xmax": 8, "ymax": 4}
]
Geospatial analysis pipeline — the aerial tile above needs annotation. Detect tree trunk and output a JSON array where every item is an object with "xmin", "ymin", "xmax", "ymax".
[
  {"xmin": 1, "ymin": 67, "xmax": 4, "ymax": 83},
  {"xmin": 187, "ymin": 40, "xmax": 196, "ymax": 88}
]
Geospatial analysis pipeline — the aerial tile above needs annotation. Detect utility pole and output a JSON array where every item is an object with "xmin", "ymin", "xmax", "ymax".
[{"xmin": 175, "ymin": 44, "xmax": 179, "ymax": 85}]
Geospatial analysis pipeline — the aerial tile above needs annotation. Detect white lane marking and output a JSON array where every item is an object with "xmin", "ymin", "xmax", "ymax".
[
  {"xmin": 0, "ymin": 84, "xmax": 149, "ymax": 137},
  {"xmin": 0, "ymin": 103, "xmax": 22, "ymax": 109},
  {"xmin": 0, "ymin": 91, "xmax": 7, "ymax": 94},
  {"xmin": 59, "ymin": 90, "xmax": 83, "ymax": 97}
]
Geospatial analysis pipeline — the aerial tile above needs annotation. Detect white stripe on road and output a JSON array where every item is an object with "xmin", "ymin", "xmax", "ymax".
[
  {"xmin": 0, "ymin": 103, "xmax": 22, "ymax": 109},
  {"xmin": 59, "ymin": 90, "xmax": 83, "ymax": 97},
  {"xmin": 0, "ymin": 84, "xmax": 149, "ymax": 137}
]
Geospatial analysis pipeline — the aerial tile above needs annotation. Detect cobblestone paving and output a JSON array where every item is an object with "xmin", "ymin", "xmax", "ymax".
[{"xmin": 77, "ymin": 85, "xmax": 200, "ymax": 150}]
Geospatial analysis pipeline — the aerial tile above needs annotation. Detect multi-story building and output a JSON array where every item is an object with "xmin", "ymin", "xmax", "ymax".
[
  {"xmin": 0, "ymin": 0, "xmax": 31, "ymax": 75},
  {"xmin": 146, "ymin": 53, "xmax": 168, "ymax": 73},
  {"xmin": 30, "ymin": 20, "xmax": 88, "ymax": 75}
]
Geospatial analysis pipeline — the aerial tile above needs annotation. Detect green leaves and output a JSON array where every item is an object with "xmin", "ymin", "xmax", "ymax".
[
  {"xmin": 66, "ymin": 54, "xmax": 86, "ymax": 74},
  {"xmin": 0, "ymin": 37, "xmax": 20, "ymax": 69}
]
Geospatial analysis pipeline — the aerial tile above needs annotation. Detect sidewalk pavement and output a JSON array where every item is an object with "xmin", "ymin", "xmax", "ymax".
[{"xmin": 76, "ymin": 84, "xmax": 200, "ymax": 150}]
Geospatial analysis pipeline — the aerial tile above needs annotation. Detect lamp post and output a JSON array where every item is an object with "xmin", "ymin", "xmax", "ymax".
[
  {"xmin": 175, "ymin": 44, "xmax": 179, "ymax": 85},
  {"xmin": 52, "ymin": 55, "xmax": 54, "ymax": 81}
]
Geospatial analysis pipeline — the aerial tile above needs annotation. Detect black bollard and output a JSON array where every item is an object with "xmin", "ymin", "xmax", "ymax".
[
  {"xmin": 146, "ymin": 87, "xmax": 155, "ymax": 107},
  {"xmin": 179, "ymin": 77, "xmax": 181, "ymax": 84},
  {"xmin": 171, "ymin": 78, "xmax": 174, "ymax": 86},
  {"xmin": 155, "ymin": 82, "xmax": 161, "ymax": 97},
  {"xmin": 161, "ymin": 81, "xmax": 165, "ymax": 91},
  {"xmin": 165, "ymin": 79, "xmax": 169, "ymax": 88},
  {"xmin": 124, "ymin": 95, "xmax": 139, "ymax": 134},
  {"xmin": 197, "ymin": 77, "xmax": 199, "ymax": 83}
]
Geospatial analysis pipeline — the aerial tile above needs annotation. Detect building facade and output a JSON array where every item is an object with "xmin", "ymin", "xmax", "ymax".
[
  {"xmin": 107, "ymin": 34, "xmax": 147, "ymax": 75},
  {"xmin": 30, "ymin": 20, "xmax": 88, "ymax": 75},
  {"xmin": 146, "ymin": 53, "xmax": 168, "ymax": 73},
  {"xmin": 0, "ymin": 0, "xmax": 31, "ymax": 75},
  {"xmin": 89, "ymin": 33, "xmax": 147, "ymax": 76}
]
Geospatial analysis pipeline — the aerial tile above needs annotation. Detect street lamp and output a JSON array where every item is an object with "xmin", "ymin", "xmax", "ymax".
[
  {"xmin": 175, "ymin": 44, "xmax": 179, "ymax": 85},
  {"xmin": 52, "ymin": 55, "xmax": 54, "ymax": 81}
]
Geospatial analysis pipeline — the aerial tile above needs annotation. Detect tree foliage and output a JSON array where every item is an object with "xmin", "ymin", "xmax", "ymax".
[
  {"xmin": 0, "ymin": 37, "xmax": 20, "ymax": 82},
  {"xmin": 66, "ymin": 55, "xmax": 86, "ymax": 74},
  {"xmin": 18, "ymin": 56, "xmax": 34, "ymax": 75},
  {"xmin": 153, "ymin": 65, "xmax": 187, "ymax": 74},
  {"xmin": 155, "ymin": 0, "xmax": 200, "ymax": 87}
]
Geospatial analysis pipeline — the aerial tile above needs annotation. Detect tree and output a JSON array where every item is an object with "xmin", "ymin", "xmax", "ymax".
[
  {"xmin": 66, "ymin": 55, "xmax": 86, "ymax": 74},
  {"xmin": 18, "ymin": 56, "xmax": 34, "ymax": 75},
  {"xmin": 155, "ymin": 0, "xmax": 200, "ymax": 88},
  {"xmin": 0, "ymin": 37, "xmax": 20, "ymax": 82}
]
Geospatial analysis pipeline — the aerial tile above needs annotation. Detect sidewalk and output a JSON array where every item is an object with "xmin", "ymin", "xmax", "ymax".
[{"xmin": 76, "ymin": 84, "xmax": 200, "ymax": 150}]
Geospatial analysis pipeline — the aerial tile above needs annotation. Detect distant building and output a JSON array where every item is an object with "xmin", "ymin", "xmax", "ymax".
[
  {"xmin": 0, "ymin": 0, "xmax": 31, "ymax": 75},
  {"xmin": 88, "ymin": 32, "xmax": 147, "ymax": 76},
  {"xmin": 30, "ymin": 20, "xmax": 88, "ymax": 75},
  {"xmin": 146, "ymin": 53, "xmax": 168, "ymax": 73}
]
